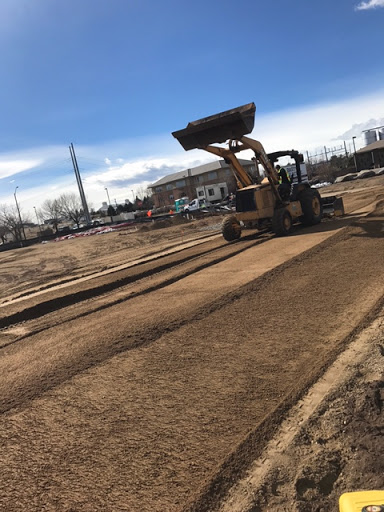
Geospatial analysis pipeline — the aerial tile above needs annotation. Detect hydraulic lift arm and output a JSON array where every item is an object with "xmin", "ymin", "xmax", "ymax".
[
  {"xmin": 201, "ymin": 144, "xmax": 254, "ymax": 189},
  {"xmin": 171, "ymin": 102, "xmax": 281, "ymax": 201}
]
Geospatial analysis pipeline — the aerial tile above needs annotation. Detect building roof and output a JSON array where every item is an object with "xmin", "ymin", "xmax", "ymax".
[
  {"xmin": 356, "ymin": 139, "xmax": 384, "ymax": 154},
  {"xmin": 149, "ymin": 159, "xmax": 253, "ymax": 188}
]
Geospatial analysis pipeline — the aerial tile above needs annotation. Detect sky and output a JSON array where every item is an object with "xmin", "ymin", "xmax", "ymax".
[{"xmin": 0, "ymin": 0, "xmax": 384, "ymax": 217}]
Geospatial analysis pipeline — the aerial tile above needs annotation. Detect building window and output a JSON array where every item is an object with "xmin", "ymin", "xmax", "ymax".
[
  {"xmin": 166, "ymin": 184, "xmax": 173, "ymax": 190},
  {"xmin": 198, "ymin": 190, "xmax": 204, "ymax": 197},
  {"xmin": 195, "ymin": 175, "xmax": 204, "ymax": 183},
  {"xmin": 155, "ymin": 186, "xmax": 163, "ymax": 192},
  {"xmin": 169, "ymin": 194, "xmax": 174, "ymax": 200},
  {"xmin": 208, "ymin": 188, "xmax": 215, "ymax": 196},
  {"xmin": 208, "ymin": 171, "xmax": 218, "ymax": 180},
  {"xmin": 176, "ymin": 179, "xmax": 186, "ymax": 188}
]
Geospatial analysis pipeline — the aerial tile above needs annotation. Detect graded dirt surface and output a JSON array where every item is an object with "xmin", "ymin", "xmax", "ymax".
[
  {"xmin": 0, "ymin": 216, "xmax": 222, "ymax": 302},
  {"xmin": 230, "ymin": 326, "xmax": 384, "ymax": 512},
  {"xmin": 0, "ymin": 179, "xmax": 383, "ymax": 511}
]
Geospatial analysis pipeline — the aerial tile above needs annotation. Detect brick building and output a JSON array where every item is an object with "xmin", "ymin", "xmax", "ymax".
[{"xmin": 149, "ymin": 159, "xmax": 255, "ymax": 208}]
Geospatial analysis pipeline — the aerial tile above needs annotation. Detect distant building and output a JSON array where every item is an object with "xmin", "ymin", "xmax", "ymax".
[
  {"xmin": 99, "ymin": 201, "xmax": 109, "ymax": 215},
  {"xmin": 149, "ymin": 159, "xmax": 256, "ymax": 208},
  {"xmin": 98, "ymin": 199, "xmax": 132, "ymax": 214},
  {"xmin": 355, "ymin": 140, "xmax": 384, "ymax": 171}
]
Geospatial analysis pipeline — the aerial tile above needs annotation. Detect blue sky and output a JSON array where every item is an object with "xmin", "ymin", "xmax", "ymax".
[{"xmin": 1, "ymin": 0, "xmax": 384, "ymax": 214}]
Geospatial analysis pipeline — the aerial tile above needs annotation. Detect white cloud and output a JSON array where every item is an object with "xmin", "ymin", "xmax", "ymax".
[
  {"xmin": 0, "ymin": 159, "xmax": 42, "ymax": 179},
  {"xmin": 355, "ymin": 0, "xmax": 384, "ymax": 10},
  {"xmin": 1, "ymin": 88, "xmax": 384, "ymax": 214},
  {"xmin": 251, "ymin": 89, "xmax": 384, "ymax": 155},
  {"xmin": 82, "ymin": 152, "xmax": 214, "ymax": 206},
  {"xmin": 335, "ymin": 117, "xmax": 384, "ymax": 141}
]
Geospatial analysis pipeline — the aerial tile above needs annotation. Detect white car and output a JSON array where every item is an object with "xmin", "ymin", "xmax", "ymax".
[{"xmin": 183, "ymin": 198, "xmax": 212, "ymax": 213}]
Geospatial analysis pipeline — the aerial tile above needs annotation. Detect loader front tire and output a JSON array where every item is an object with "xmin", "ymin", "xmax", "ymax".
[
  {"xmin": 272, "ymin": 208, "xmax": 292, "ymax": 236},
  {"xmin": 299, "ymin": 188, "xmax": 322, "ymax": 226},
  {"xmin": 222, "ymin": 215, "xmax": 241, "ymax": 241}
]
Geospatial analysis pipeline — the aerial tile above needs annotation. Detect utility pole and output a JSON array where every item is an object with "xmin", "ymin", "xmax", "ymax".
[
  {"xmin": 69, "ymin": 143, "xmax": 92, "ymax": 225},
  {"xmin": 33, "ymin": 206, "xmax": 43, "ymax": 240},
  {"xmin": 14, "ymin": 186, "xmax": 26, "ymax": 244},
  {"xmin": 105, "ymin": 187, "xmax": 113, "ymax": 223},
  {"xmin": 343, "ymin": 141, "xmax": 348, "ymax": 157},
  {"xmin": 352, "ymin": 136, "xmax": 357, "ymax": 171},
  {"xmin": 324, "ymin": 146, "xmax": 329, "ymax": 163}
]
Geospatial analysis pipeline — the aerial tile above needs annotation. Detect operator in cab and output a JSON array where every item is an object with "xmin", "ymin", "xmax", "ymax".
[
  {"xmin": 275, "ymin": 164, "xmax": 291, "ymax": 201},
  {"xmin": 276, "ymin": 164, "xmax": 291, "ymax": 185}
]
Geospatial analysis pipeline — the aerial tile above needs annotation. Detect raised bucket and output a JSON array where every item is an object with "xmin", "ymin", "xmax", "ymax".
[{"xmin": 172, "ymin": 102, "xmax": 256, "ymax": 151}]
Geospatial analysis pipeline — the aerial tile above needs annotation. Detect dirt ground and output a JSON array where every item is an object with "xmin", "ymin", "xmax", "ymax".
[
  {"xmin": 0, "ymin": 215, "xmax": 222, "ymax": 302},
  {"xmin": 243, "ymin": 339, "xmax": 384, "ymax": 512},
  {"xmin": 0, "ymin": 177, "xmax": 383, "ymax": 512}
]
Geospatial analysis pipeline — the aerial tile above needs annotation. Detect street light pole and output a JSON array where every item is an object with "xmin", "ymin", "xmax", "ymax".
[
  {"xmin": 33, "ymin": 206, "xmax": 42, "ymax": 240},
  {"xmin": 14, "ymin": 186, "xmax": 26, "ymax": 244},
  {"xmin": 105, "ymin": 187, "xmax": 113, "ymax": 223},
  {"xmin": 352, "ymin": 136, "xmax": 357, "ymax": 172}
]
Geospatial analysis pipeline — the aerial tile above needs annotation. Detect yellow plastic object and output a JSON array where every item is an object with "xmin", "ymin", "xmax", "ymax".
[{"xmin": 339, "ymin": 491, "xmax": 384, "ymax": 512}]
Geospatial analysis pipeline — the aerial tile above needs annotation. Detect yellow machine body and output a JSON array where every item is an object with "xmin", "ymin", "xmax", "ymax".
[
  {"xmin": 172, "ymin": 102, "xmax": 336, "ymax": 240},
  {"xmin": 339, "ymin": 491, "xmax": 384, "ymax": 512},
  {"xmin": 236, "ymin": 183, "xmax": 303, "ymax": 223}
]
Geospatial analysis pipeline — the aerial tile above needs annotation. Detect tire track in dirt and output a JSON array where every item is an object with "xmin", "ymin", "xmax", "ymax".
[
  {"xmin": 0, "ymin": 231, "xmax": 221, "ymax": 306},
  {"xmin": 0, "ymin": 210, "xmax": 360, "ymax": 335},
  {"xmin": 0, "ymin": 194, "xmax": 374, "ymax": 333},
  {"xmin": 0, "ymin": 231, "xmax": 268, "ymax": 333},
  {"xmin": 0, "ymin": 219, "xmax": 348, "ymax": 414},
  {"xmin": 217, "ymin": 309, "xmax": 384, "ymax": 512},
  {"xmin": 0, "ymin": 213, "xmax": 383, "ymax": 511}
]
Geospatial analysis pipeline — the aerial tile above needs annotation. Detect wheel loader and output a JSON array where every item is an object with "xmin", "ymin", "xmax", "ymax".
[{"xmin": 172, "ymin": 102, "xmax": 340, "ymax": 241}]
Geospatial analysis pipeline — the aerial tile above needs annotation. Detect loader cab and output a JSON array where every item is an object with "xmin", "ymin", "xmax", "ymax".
[
  {"xmin": 268, "ymin": 151, "xmax": 304, "ymax": 180},
  {"xmin": 285, "ymin": 163, "xmax": 308, "ymax": 184}
]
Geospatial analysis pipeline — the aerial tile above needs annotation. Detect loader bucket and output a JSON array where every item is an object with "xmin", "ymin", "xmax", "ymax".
[
  {"xmin": 172, "ymin": 102, "xmax": 256, "ymax": 151},
  {"xmin": 320, "ymin": 195, "xmax": 345, "ymax": 217}
]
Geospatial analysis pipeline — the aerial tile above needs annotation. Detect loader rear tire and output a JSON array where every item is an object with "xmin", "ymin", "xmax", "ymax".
[
  {"xmin": 272, "ymin": 208, "xmax": 292, "ymax": 236},
  {"xmin": 222, "ymin": 215, "xmax": 241, "ymax": 241},
  {"xmin": 299, "ymin": 188, "xmax": 322, "ymax": 226}
]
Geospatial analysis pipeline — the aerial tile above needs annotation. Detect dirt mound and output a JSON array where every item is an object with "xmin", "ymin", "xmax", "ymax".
[
  {"xmin": 151, "ymin": 219, "xmax": 173, "ymax": 230},
  {"xmin": 248, "ymin": 369, "xmax": 384, "ymax": 512},
  {"xmin": 171, "ymin": 215, "xmax": 190, "ymax": 225}
]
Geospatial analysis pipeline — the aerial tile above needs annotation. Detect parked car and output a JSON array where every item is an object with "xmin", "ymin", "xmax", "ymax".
[
  {"xmin": 183, "ymin": 198, "xmax": 212, "ymax": 213},
  {"xmin": 57, "ymin": 226, "xmax": 71, "ymax": 234},
  {"xmin": 334, "ymin": 173, "xmax": 357, "ymax": 183},
  {"xmin": 91, "ymin": 219, "xmax": 104, "ymax": 226},
  {"xmin": 357, "ymin": 170, "xmax": 376, "ymax": 179}
]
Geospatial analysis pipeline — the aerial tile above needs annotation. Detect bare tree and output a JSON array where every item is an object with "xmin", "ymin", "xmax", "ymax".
[
  {"xmin": 39, "ymin": 198, "xmax": 62, "ymax": 233},
  {"xmin": 0, "ymin": 224, "xmax": 9, "ymax": 244},
  {"xmin": 134, "ymin": 185, "xmax": 154, "ymax": 210},
  {"xmin": 0, "ymin": 204, "xmax": 29, "ymax": 242},
  {"xmin": 57, "ymin": 193, "xmax": 84, "ymax": 228},
  {"xmin": 135, "ymin": 185, "xmax": 151, "ymax": 200}
]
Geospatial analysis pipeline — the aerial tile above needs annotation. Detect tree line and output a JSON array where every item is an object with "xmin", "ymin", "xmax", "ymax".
[{"xmin": 0, "ymin": 192, "xmax": 84, "ymax": 243}]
